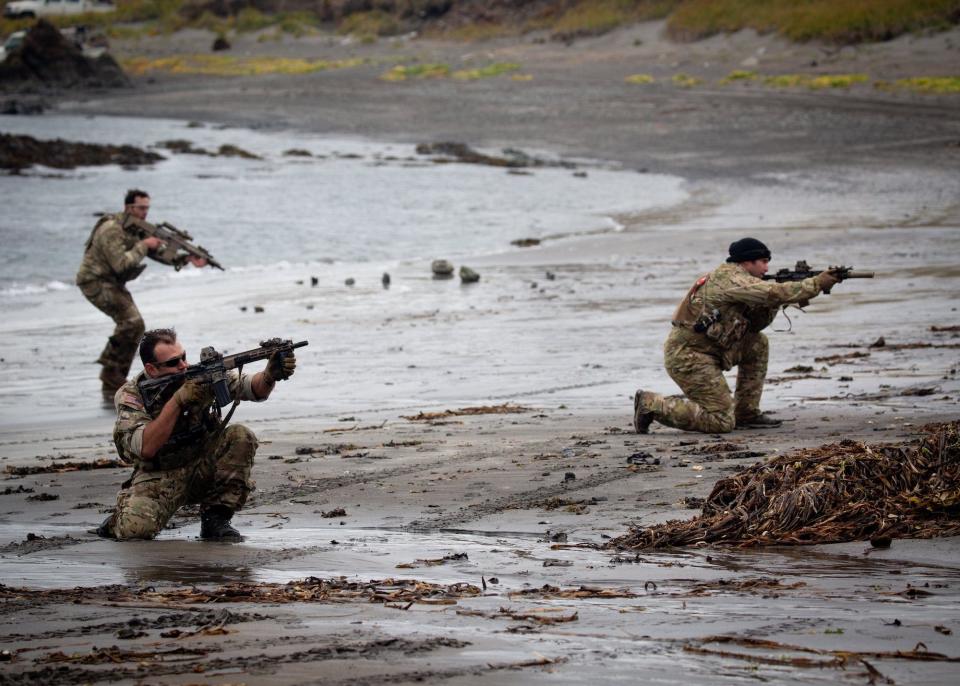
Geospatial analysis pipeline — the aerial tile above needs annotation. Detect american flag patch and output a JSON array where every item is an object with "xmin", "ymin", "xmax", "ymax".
[{"xmin": 120, "ymin": 391, "xmax": 144, "ymax": 410}]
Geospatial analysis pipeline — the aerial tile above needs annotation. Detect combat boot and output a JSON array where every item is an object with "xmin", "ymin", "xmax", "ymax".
[
  {"xmin": 735, "ymin": 413, "xmax": 782, "ymax": 429},
  {"xmin": 92, "ymin": 515, "xmax": 115, "ymax": 539},
  {"xmin": 200, "ymin": 506, "xmax": 242, "ymax": 542},
  {"xmin": 633, "ymin": 390, "xmax": 655, "ymax": 434}
]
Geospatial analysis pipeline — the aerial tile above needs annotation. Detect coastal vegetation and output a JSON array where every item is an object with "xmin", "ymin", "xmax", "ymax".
[{"xmin": 2, "ymin": 0, "xmax": 958, "ymax": 45}]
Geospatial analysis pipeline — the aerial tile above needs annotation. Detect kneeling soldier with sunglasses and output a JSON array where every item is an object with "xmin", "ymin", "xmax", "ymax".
[{"xmin": 96, "ymin": 328, "xmax": 296, "ymax": 542}]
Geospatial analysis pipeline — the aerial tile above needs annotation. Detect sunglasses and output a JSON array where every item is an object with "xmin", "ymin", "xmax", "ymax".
[{"xmin": 155, "ymin": 352, "xmax": 187, "ymax": 369}]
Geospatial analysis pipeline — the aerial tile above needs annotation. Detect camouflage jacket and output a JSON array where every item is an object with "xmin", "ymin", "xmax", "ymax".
[
  {"xmin": 76, "ymin": 212, "xmax": 149, "ymax": 286},
  {"xmin": 669, "ymin": 262, "xmax": 823, "ymax": 361},
  {"xmin": 113, "ymin": 370, "xmax": 262, "ymax": 470}
]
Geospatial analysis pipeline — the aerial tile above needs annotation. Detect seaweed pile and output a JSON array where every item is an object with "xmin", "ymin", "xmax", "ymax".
[{"xmin": 610, "ymin": 421, "xmax": 960, "ymax": 549}]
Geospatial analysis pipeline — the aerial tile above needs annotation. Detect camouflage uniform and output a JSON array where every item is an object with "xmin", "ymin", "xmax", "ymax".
[
  {"xmin": 641, "ymin": 262, "xmax": 824, "ymax": 433},
  {"xmin": 108, "ymin": 370, "xmax": 263, "ymax": 540},
  {"xmin": 76, "ymin": 213, "xmax": 149, "ymax": 393}
]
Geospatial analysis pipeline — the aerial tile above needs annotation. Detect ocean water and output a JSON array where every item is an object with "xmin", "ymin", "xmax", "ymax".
[
  {"xmin": 0, "ymin": 114, "xmax": 690, "ymax": 429},
  {"xmin": 0, "ymin": 114, "xmax": 685, "ymax": 292}
]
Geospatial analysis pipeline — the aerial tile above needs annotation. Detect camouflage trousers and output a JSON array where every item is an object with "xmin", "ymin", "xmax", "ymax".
[
  {"xmin": 644, "ymin": 329, "xmax": 768, "ymax": 434},
  {"xmin": 112, "ymin": 425, "xmax": 257, "ymax": 540},
  {"xmin": 78, "ymin": 279, "xmax": 145, "ymax": 392}
]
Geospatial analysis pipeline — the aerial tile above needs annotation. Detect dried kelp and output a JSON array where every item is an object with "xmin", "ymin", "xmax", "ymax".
[
  {"xmin": 5, "ymin": 458, "xmax": 124, "ymax": 475},
  {"xmin": 509, "ymin": 584, "xmax": 639, "ymax": 600},
  {"xmin": 610, "ymin": 422, "xmax": 960, "ymax": 549},
  {"xmin": 0, "ymin": 577, "xmax": 482, "ymax": 606},
  {"xmin": 401, "ymin": 404, "xmax": 532, "ymax": 421}
]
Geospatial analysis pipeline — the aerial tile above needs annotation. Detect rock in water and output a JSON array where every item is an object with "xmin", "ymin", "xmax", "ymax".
[
  {"xmin": 431, "ymin": 259, "xmax": 454, "ymax": 278},
  {"xmin": 0, "ymin": 19, "xmax": 130, "ymax": 92},
  {"xmin": 212, "ymin": 35, "xmax": 231, "ymax": 51},
  {"xmin": 382, "ymin": 272, "xmax": 391, "ymax": 288},
  {"xmin": 459, "ymin": 266, "xmax": 480, "ymax": 283}
]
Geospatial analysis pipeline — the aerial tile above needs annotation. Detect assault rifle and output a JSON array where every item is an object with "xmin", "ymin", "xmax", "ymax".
[
  {"xmin": 763, "ymin": 260, "xmax": 874, "ymax": 294},
  {"xmin": 128, "ymin": 217, "xmax": 224, "ymax": 271},
  {"xmin": 139, "ymin": 338, "xmax": 308, "ymax": 414}
]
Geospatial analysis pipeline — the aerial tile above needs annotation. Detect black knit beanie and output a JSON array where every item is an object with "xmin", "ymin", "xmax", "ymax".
[{"xmin": 727, "ymin": 237, "xmax": 771, "ymax": 263}]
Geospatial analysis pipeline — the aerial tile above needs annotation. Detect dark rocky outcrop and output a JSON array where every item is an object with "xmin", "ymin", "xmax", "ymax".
[
  {"xmin": 0, "ymin": 133, "xmax": 164, "ymax": 172},
  {"xmin": 0, "ymin": 19, "xmax": 130, "ymax": 93}
]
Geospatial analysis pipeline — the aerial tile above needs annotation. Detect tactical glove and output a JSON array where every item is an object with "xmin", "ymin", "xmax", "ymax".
[
  {"xmin": 266, "ymin": 351, "xmax": 296, "ymax": 382},
  {"xmin": 173, "ymin": 380, "xmax": 214, "ymax": 409},
  {"xmin": 817, "ymin": 270, "xmax": 840, "ymax": 292}
]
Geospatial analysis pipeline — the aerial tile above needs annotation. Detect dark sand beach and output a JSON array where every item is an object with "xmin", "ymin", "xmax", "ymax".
[{"xmin": 2, "ymin": 19, "xmax": 959, "ymax": 684}]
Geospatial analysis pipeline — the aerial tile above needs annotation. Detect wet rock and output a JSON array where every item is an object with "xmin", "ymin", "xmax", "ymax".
[
  {"xmin": 839, "ymin": 375, "xmax": 853, "ymax": 381},
  {"xmin": 869, "ymin": 336, "xmax": 886, "ymax": 348},
  {"xmin": 212, "ymin": 35, "xmax": 231, "ymax": 51},
  {"xmin": 459, "ymin": 266, "xmax": 480, "ymax": 283},
  {"xmin": 431, "ymin": 259, "xmax": 454, "ymax": 278},
  {"xmin": 0, "ymin": 97, "xmax": 46, "ymax": 115},
  {"xmin": 563, "ymin": 471, "xmax": 576, "ymax": 481},
  {"xmin": 217, "ymin": 144, "xmax": 260, "ymax": 159},
  {"xmin": 284, "ymin": 148, "xmax": 313, "ymax": 157},
  {"xmin": 415, "ymin": 141, "xmax": 526, "ymax": 168},
  {"xmin": 511, "ymin": 238, "xmax": 541, "ymax": 247},
  {"xmin": 321, "ymin": 507, "xmax": 347, "ymax": 518},
  {"xmin": 382, "ymin": 272, "xmax": 391, "ymax": 288},
  {"xmin": 784, "ymin": 364, "xmax": 814, "ymax": 373},
  {"xmin": 158, "ymin": 139, "xmax": 205, "ymax": 155},
  {"xmin": 573, "ymin": 170, "xmax": 588, "ymax": 178},
  {"xmin": 545, "ymin": 270, "xmax": 556, "ymax": 280},
  {"xmin": 0, "ymin": 19, "xmax": 130, "ymax": 93},
  {"xmin": 26, "ymin": 493, "xmax": 59, "ymax": 501},
  {"xmin": 345, "ymin": 277, "xmax": 355, "ymax": 286},
  {"xmin": 870, "ymin": 536, "xmax": 892, "ymax": 549},
  {"xmin": 239, "ymin": 305, "xmax": 248, "ymax": 311},
  {"xmin": 310, "ymin": 276, "xmax": 319, "ymax": 286},
  {"xmin": 254, "ymin": 305, "xmax": 264, "ymax": 313},
  {"xmin": 1, "ymin": 133, "xmax": 164, "ymax": 172}
]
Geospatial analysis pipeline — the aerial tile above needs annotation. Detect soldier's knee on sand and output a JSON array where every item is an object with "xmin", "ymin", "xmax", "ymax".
[
  {"xmin": 702, "ymin": 410, "xmax": 736, "ymax": 434},
  {"xmin": 113, "ymin": 501, "xmax": 166, "ymax": 540}
]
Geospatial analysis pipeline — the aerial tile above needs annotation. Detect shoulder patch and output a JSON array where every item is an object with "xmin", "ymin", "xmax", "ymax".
[{"xmin": 119, "ymin": 391, "xmax": 144, "ymax": 410}]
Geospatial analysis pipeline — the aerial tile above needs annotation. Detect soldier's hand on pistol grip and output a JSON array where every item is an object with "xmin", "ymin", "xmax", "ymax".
[
  {"xmin": 142, "ymin": 236, "xmax": 163, "ymax": 251},
  {"xmin": 265, "ymin": 351, "xmax": 296, "ymax": 383},
  {"xmin": 173, "ymin": 380, "xmax": 214, "ymax": 409},
  {"xmin": 817, "ymin": 270, "xmax": 840, "ymax": 292}
]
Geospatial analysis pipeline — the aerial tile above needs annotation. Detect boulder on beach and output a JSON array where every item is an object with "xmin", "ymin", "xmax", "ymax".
[
  {"xmin": 431, "ymin": 259, "xmax": 454, "ymax": 277},
  {"xmin": 459, "ymin": 266, "xmax": 480, "ymax": 283},
  {"xmin": 0, "ymin": 20, "xmax": 130, "ymax": 93}
]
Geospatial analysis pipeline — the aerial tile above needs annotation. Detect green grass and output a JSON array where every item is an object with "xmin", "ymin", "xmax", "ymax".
[
  {"xmin": 763, "ymin": 73, "xmax": 869, "ymax": 89},
  {"xmin": 380, "ymin": 63, "xmax": 451, "ymax": 81},
  {"xmin": 451, "ymin": 62, "xmax": 520, "ymax": 80},
  {"xmin": 122, "ymin": 54, "xmax": 366, "ymax": 76},
  {"xmin": 879, "ymin": 76, "xmax": 960, "ymax": 93},
  {"xmin": 667, "ymin": 0, "xmax": 960, "ymax": 44}
]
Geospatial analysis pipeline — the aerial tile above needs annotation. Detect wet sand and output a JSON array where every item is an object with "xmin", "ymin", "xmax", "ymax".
[{"xmin": 2, "ymin": 20, "xmax": 960, "ymax": 685}]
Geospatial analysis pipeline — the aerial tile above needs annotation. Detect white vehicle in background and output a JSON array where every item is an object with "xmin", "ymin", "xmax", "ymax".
[
  {"xmin": 0, "ymin": 29, "xmax": 26, "ymax": 61},
  {"xmin": 3, "ymin": 0, "xmax": 116, "ymax": 19}
]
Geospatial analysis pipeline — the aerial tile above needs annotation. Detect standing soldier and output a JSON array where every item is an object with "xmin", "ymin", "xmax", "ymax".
[
  {"xmin": 634, "ymin": 237, "xmax": 840, "ymax": 434},
  {"xmin": 76, "ymin": 190, "xmax": 207, "ymax": 399}
]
